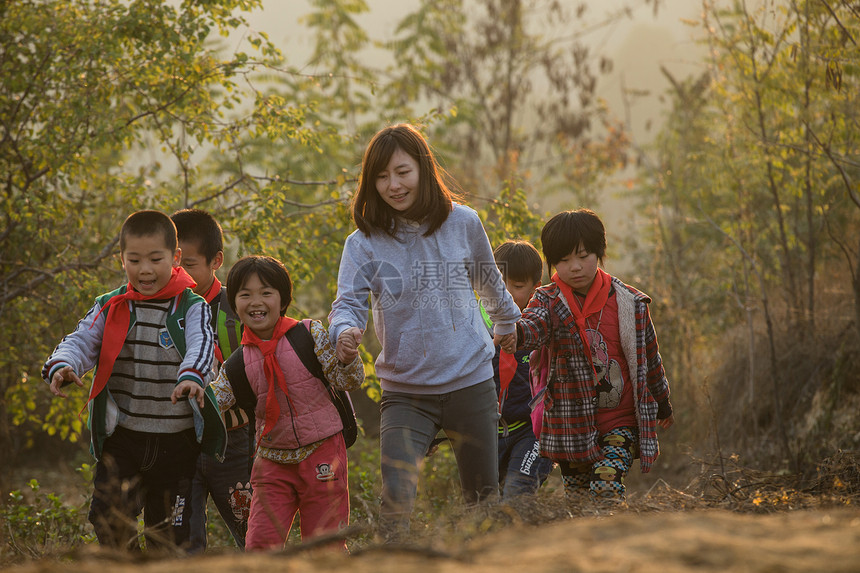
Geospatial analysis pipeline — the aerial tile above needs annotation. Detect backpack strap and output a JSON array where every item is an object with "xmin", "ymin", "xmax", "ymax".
[
  {"xmin": 211, "ymin": 288, "xmax": 242, "ymax": 362},
  {"xmin": 285, "ymin": 319, "xmax": 327, "ymax": 382},
  {"xmin": 221, "ymin": 348, "xmax": 256, "ymax": 415}
]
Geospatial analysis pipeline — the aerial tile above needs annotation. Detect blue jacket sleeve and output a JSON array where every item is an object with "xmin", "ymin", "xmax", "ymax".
[{"xmin": 179, "ymin": 300, "xmax": 215, "ymax": 386}]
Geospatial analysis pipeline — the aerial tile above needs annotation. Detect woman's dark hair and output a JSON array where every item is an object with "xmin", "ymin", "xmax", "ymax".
[
  {"xmin": 352, "ymin": 123, "xmax": 459, "ymax": 237},
  {"xmin": 493, "ymin": 240, "xmax": 543, "ymax": 284},
  {"xmin": 540, "ymin": 209, "xmax": 606, "ymax": 268},
  {"xmin": 226, "ymin": 256, "xmax": 293, "ymax": 316}
]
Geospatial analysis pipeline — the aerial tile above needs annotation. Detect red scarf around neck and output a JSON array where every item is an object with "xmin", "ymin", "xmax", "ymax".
[
  {"xmin": 85, "ymin": 266, "xmax": 196, "ymax": 413},
  {"xmin": 241, "ymin": 315, "xmax": 299, "ymax": 446},
  {"xmin": 202, "ymin": 275, "xmax": 222, "ymax": 304},
  {"xmin": 552, "ymin": 267, "xmax": 612, "ymax": 378}
]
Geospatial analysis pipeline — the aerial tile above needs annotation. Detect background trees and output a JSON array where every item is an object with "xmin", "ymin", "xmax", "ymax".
[
  {"xmin": 2, "ymin": 0, "xmax": 859, "ymax": 497},
  {"xmin": 632, "ymin": 0, "xmax": 860, "ymax": 471},
  {"xmin": 384, "ymin": 0, "xmax": 632, "ymax": 205}
]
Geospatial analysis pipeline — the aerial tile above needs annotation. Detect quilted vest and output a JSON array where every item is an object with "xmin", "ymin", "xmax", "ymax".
[{"xmin": 244, "ymin": 332, "xmax": 342, "ymax": 449}]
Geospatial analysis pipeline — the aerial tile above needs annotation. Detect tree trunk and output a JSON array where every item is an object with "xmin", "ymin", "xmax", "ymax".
[{"xmin": 855, "ymin": 236, "xmax": 860, "ymax": 344}]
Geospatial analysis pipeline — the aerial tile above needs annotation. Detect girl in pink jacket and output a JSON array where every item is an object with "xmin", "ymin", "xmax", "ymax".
[{"xmin": 182, "ymin": 255, "xmax": 364, "ymax": 551}]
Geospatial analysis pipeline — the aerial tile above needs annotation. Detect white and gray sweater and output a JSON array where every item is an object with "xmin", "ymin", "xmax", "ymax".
[{"xmin": 329, "ymin": 204, "xmax": 521, "ymax": 394}]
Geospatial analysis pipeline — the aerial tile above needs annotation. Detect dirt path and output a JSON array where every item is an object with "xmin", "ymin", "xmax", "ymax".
[{"xmin": 6, "ymin": 508, "xmax": 859, "ymax": 573}]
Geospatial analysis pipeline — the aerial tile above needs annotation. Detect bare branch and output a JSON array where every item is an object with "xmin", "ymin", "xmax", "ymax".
[
  {"xmin": 0, "ymin": 236, "xmax": 119, "ymax": 307},
  {"xmin": 249, "ymin": 173, "xmax": 357, "ymax": 188},
  {"xmin": 188, "ymin": 176, "xmax": 252, "ymax": 209},
  {"xmin": 804, "ymin": 122, "xmax": 860, "ymax": 210},
  {"xmin": 818, "ymin": 0, "xmax": 857, "ymax": 46},
  {"xmin": 822, "ymin": 208, "xmax": 857, "ymax": 281}
]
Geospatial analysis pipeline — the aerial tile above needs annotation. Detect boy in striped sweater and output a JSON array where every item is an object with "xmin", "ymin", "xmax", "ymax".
[{"xmin": 42, "ymin": 210, "xmax": 226, "ymax": 551}]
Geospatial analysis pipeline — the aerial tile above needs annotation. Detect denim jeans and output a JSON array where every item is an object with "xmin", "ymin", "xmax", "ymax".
[
  {"xmin": 379, "ymin": 379, "xmax": 499, "ymax": 536},
  {"xmin": 88, "ymin": 426, "xmax": 200, "ymax": 551},
  {"xmin": 498, "ymin": 423, "xmax": 553, "ymax": 500},
  {"xmin": 188, "ymin": 423, "xmax": 253, "ymax": 553}
]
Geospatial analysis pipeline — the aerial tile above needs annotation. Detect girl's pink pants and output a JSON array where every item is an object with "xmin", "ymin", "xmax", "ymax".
[{"xmin": 245, "ymin": 433, "xmax": 349, "ymax": 551}]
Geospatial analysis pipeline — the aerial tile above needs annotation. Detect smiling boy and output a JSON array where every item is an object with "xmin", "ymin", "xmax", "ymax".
[{"xmin": 42, "ymin": 210, "xmax": 226, "ymax": 552}]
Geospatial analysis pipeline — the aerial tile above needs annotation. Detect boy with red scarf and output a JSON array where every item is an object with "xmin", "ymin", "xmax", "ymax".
[
  {"xmin": 489, "ymin": 240, "xmax": 553, "ymax": 500},
  {"xmin": 172, "ymin": 208, "xmax": 252, "ymax": 553},
  {"xmin": 515, "ymin": 209, "xmax": 674, "ymax": 501},
  {"xmin": 175, "ymin": 256, "xmax": 363, "ymax": 551},
  {"xmin": 42, "ymin": 210, "xmax": 226, "ymax": 551}
]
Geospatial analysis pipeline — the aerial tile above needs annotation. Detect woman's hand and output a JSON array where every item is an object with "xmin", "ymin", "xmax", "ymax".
[
  {"xmin": 336, "ymin": 327, "xmax": 363, "ymax": 364},
  {"xmin": 494, "ymin": 332, "xmax": 517, "ymax": 354}
]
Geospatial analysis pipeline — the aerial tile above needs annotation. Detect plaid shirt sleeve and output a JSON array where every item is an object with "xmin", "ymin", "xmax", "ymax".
[
  {"xmin": 517, "ymin": 289, "xmax": 553, "ymax": 352},
  {"xmin": 641, "ymin": 303, "xmax": 671, "ymax": 417}
]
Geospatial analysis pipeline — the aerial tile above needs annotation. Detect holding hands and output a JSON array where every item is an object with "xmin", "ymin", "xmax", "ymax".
[
  {"xmin": 336, "ymin": 327, "xmax": 363, "ymax": 364},
  {"xmin": 494, "ymin": 331, "xmax": 517, "ymax": 354}
]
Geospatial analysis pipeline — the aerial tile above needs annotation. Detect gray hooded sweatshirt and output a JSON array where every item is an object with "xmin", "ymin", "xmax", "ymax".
[{"xmin": 329, "ymin": 204, "xmax": 521, "ymax": 394}]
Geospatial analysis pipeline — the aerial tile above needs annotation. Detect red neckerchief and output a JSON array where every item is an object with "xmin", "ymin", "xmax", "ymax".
[
  {"xmin": 202, "ymin": 276, "xmax": 224, "ymax": 363},
  {"xmin": 202, "ymin": 275, "xmax": 222, "ymax": 304},
  {"xmin": 85, "ymin": 266, "xmax": 196, "ymax": 414},
  {"xmin": 498, "ymin": 351, "xmax": 517, "ymax": 410},
  {"xmin": 552, "ymin": 268, "xmax": 611, "ymax": 378},
  {"xmin": 241, "ymin": 316, "xmax": 299, "ymax": 447}
]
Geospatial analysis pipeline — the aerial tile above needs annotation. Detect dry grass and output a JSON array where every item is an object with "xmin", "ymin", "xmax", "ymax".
[{"xmin": 3, "ymin": 453, "xmax": 859, "ymax": 573}]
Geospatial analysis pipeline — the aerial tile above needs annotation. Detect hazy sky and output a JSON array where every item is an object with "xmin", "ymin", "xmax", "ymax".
[{"xmin": 241, "ymin": 0, "xmax": 707, "ymax": 144}]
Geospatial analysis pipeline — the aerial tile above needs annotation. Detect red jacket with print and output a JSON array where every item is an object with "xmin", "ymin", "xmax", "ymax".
[{"xmin": 516, "ymin": 276, "xmax": 672, "ymax": 472}]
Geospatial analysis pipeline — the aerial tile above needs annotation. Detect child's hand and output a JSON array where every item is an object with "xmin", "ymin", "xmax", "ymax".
[
  {"xmin": 172, "ymin": 380, "xmax": 206, "ymax": 408},
  {"xmin": 336, "ymin": 327, "xmax": 363, "ymax": 364},
  {"xmin": 50, "ymin": 366, "xmax": 83, "ymax": 398},
  {"xmin": 494, "ymin": 332, "xmax": 517, "ymax": 354},
  {"xmin": 657, "ymin": 414, "xmax": 675, "ymax": 429}
]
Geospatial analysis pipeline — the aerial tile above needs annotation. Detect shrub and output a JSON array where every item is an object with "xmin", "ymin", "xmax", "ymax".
[{"xmin": 3, "ymin": 474, "xmax": 93, "ymax": 560}]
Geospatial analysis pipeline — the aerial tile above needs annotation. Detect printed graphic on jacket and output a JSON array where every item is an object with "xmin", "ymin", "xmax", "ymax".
[{"xmin": 586, "ymin": 329, "xmax": 624, "ymax": 409}]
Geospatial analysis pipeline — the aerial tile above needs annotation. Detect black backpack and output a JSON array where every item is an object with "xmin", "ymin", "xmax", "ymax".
[{"xmin": 221, "ymin": 320, "xmax": 358, "ymax": 448}]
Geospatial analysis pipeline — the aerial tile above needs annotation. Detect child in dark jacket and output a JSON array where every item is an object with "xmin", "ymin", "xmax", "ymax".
[
  {"xmin": 172, "ymin": 208, "xmax": 252, "ymax": 552},
  {"xmin": 490, "ymin": 240, "xmax": 553, "ymax": 500},
  {"xmin": 516, "ymin": 209, "xmax": 674, "ymax": 501}
]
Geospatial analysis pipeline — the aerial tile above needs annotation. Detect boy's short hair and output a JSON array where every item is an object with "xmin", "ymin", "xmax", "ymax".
[
  {"xmin": 540, "ymin": 209, "xmax": 606, "ymax": 268},
  {"xmin": 171, "ymin": 208, "xmax": 224, "ymax": 263},
  {"xmin": 493, "ymin": 240, "xmax": 542, "ymax": 284},
  {"xmin": 120, "ymin": 210, "xmax": 177, "ymax": 253},
  {"xmin": 226, "ymin": 256, "xmax": 293, "ymax": 316}
]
